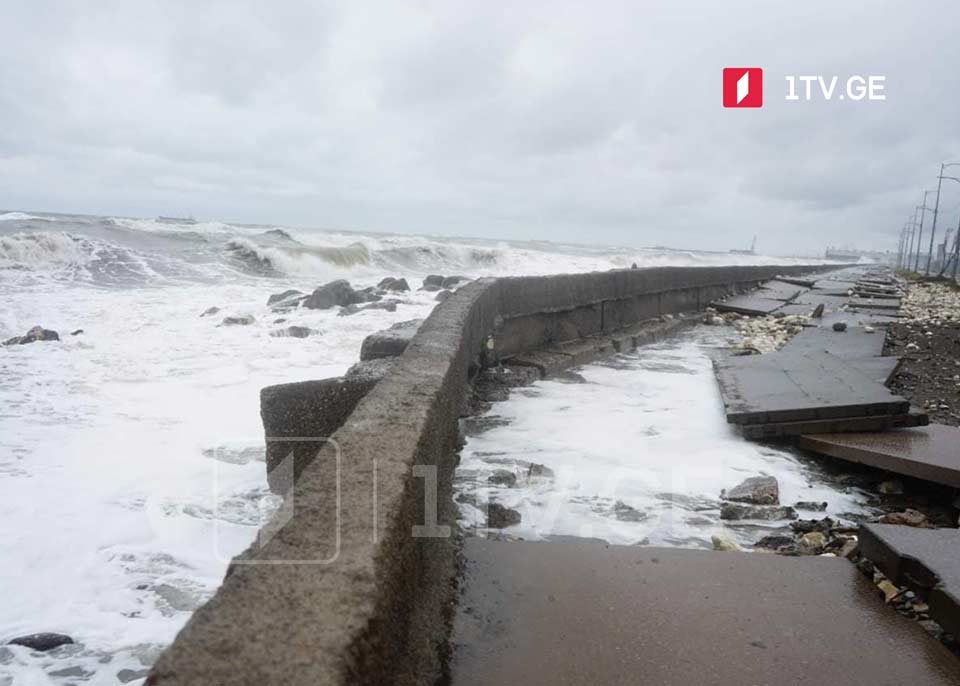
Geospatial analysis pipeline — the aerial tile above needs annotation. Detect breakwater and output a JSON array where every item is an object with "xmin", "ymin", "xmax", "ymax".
[{"xmin": 148, "ymin": 264, "xmax": 843, "ymax": 686}]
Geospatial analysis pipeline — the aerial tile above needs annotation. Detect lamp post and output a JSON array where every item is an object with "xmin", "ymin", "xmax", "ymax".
[
  {"xmin": 926, "ymin": 162, "xmax": 960, "ymax": 275},
  {"xmin": 905, "ymin": 213, "xmax": 919, "ymax": 272},
  {"xmin": 914, "ymin": 191, "xmax": 935, "ymax": 272}
]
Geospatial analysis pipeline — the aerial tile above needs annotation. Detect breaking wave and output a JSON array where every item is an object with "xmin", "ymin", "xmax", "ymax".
[
  {"xmin": 224, "ymin": 238, "xmax": 371, "ymax": 277},
  {"xmin": 0, "ymin": 211, "xmax": 55, "ymax": 222}
]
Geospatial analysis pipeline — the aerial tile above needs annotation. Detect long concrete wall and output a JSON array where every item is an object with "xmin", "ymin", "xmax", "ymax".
[{"xmin": 148, "ymin": 263, "xmax": 842, "ymax": 686}]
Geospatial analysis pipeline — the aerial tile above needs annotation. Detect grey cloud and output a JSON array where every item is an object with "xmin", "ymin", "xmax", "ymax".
[{"xmin": 2, "ymin": 0, "xmax": 960, "ymax": 254}]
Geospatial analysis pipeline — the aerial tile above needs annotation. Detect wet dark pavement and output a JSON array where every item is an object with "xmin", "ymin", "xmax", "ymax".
[{"xmin": 450, "ymin": 538, "xmax": 960, "ymax": 686}]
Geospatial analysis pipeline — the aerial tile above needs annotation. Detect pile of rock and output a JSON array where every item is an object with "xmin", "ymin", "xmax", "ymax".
[
  {"xmin": 702, "ymin": 308, "xmax": 809, "ymax": 354},
  {"xmin": 900, "ymin": 281, "xmax": 960, "ymax": 323},
  {"xmin": 718, "ymin": 475, "xmax": 797, "ymax": 522}
]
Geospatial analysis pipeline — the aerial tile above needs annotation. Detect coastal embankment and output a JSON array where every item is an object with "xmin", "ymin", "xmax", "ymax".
[{"xmin": 147, "ymin": 263, "xmax": 843, "ymax": 686}]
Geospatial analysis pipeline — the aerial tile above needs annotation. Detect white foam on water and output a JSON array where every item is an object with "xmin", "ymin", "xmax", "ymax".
[
  {"xmin": 0, "ymin": 275, "xmax": 437, "ymax": 684},
  {"xmin": 456, "ymin": 327, "xmax": 868, "ymax": 549}
]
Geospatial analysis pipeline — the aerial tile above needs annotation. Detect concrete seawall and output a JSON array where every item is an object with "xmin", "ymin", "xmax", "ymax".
[{"xmin": 148, "ymin": 264, "xmax": 843, "ymax": 686}]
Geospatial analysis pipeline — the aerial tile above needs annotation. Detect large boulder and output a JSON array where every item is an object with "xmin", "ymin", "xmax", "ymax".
[
  {"xmin": 3, "ymin": 325, "xmax": 60, "ymax": 346},
  {"xmin": 377, "ymin": 277, "xmax": 410, "ymax": 292},
  {"xmin": 441, "ymin": 275, "xmax": 468, "ymax": 289},
  {"xmin": 487, "ymin": 503, "xmax": 521, "ymax": 528},
  {"xmin": 720, "ymin": 503, "xmax": 797, "ymax": 521},
  {"xmin": 359, "ymin": 319, "xmax": 423, "ymax": 361},
  {"xmin": 722, "ymin": 475, "xmax": 779, "ymax": 505},
  {"xmin": 266, "ymin": 289, "xmax": 304, "ymax": 307},
  {"xmin": 423, "ymin": 274, "xmax": 444, "ymax": 289},
  {"xmin": 7, "ymin": 633, "xmax": 74, "ymax": 651},
  {"xmin": 303, "ymin": 280, "xmax": 368, "ymax": 310}
]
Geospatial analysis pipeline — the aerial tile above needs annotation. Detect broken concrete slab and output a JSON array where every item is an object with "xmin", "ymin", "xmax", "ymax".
[
  {"xmin": 799, "ymin": 424, "xmax": 960, "ymax": 488},
  {"xmin": 740, "ymin": 410, "xmax": 928, "ymax": 439},
  {"xmin": 713, "ymin": 349, "xmax": 911, "ymax": 426},
  {"xmin": 712, "ymin": 295, "xmax": 791, "ymax": 316},
  {"xmin": 450, "ymin": 538, "xmax": 960, "ymax": 686},
  {"xmin": 847, "ymin": 297, "xmax": 902, "ymax": 310},
  {"xmin": 859, "ymin": 523, "xmax": 960, "ymax": 638},
  {"xmin": 757, "ymin": 280, "xmax": 805, "ymax": 301},
  {"xmin": 775, "ymin": 275, "xmax": 819, "ymax": 288}
]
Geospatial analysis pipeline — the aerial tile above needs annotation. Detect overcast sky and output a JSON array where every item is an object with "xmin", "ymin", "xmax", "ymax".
[{"xmin": 2, "ymin": 0, "xmax": 960, "ymax": 255}]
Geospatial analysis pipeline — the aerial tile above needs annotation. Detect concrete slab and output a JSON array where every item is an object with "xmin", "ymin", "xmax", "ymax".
[
  {"xmin": 860, "ymin": 523, "xmax": 960, "ymax": 638},
  {"xmin": 450, "ymin": 538, "xmax": 960, "ymax": 686},
  {"xmin": 775, "ymin": 275, "xmax": 818, "ymax": 288},
  {"xmin": 757, "ymin": 280, "xmax": 805, "ymax": 301},
  {"xmin": 712, "ymin": 295, "xmax": 787, "ymax": 316},
  {"xmin": 799, "ymin": 424, "xmax": 960, "ymax": 488},
  {"xmin": 741, "ymin": 410, "xmax": 928, "ymax": 439},
  {"xmin": 713, "ymin": 349, "xmax": 910, "ymax": 425},
  {"xmin": 848, "ymin": 297, "xmax": 902, "ymax": 310},
  {"xmin": 779, "ymin": 314, "xmax": 889, "ymax": 359}
]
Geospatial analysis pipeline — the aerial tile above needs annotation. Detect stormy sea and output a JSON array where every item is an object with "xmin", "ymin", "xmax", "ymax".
[{"xmin": 0, "ymin": 210, "xmax": 836, "ymax": 683}]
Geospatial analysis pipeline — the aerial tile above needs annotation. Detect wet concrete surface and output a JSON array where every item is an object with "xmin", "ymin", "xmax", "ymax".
[
  {"xmin": 450, "ymin": 538, "xmax": 960, "ymax": 685},
  {"xmin": 860, "ymin": 523, "xmax": 960, "ymax": 638},
  {"xmin": 799, "ymin": 425, "xmax": 960, "ymax": 488},
  {"xmin": 714, "ymin": 349, "xmax": 910, "ymax": 425}
]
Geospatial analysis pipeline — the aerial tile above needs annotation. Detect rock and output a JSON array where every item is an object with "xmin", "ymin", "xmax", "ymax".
[
  {"xmin": 344, "ymin": 358, "xmax": 396, "ymax": 384},
  {"xmin": 303, "ymin": 280, "xmax": 368, "ymax": 310},
  {"xmin": 790, "ymin": 517, "xmax": 835, "ymax": 534},
  {"xmin": 877, "ymin": 479, "xmax": 904, "ymax": 495},
  {"xmin": 359, "ymin": 319, "xmax": 423, "ymax": 361},
  {"xmin": 435, "ymin": 289, "xmax": 453, "ymax": 302},
  {"xmin": 812, "ymin": 303, "xmax": 825, "ymax": 318},
  {"xmin": 270, "ymin": 326, "xmax": 316, "ymax": 338},
  {"xmin": 3, "ymin": 325, "xmax": 60, "ymax": 346},
  {"xmin": 200, "ymin": 306, "xmax": 220, "ymax": 317},
  {"xmin": 878, "ymin": 508, "xmax": 932, "ymax": 528},
  {"xmin": 837, "ymin": 538, "xmax": 859, "ymax": 558},
  {"xmin": 377, "ymin": 277, "xmax": 410, "ymax": 292},
  {"xmin": 420, "ymin": 283, "xmax": 442, "ymax": 292},
  {"xmin": 526, "ymin": 463, "xmax": 553, "ymax": 479},
  {"xmin": 711, "ymin": 533, "xmax": 741, "ymax": 552},
  {"xmin": 117, "ymin": 668, "xmax": 151, "ymax": 683},
  {"xmin": 266, "ymin": 289, "xmax": 304, "ymax": 306},
  {"xmin": 755, "ymin": 534, "xmax": 798, "ymax": 553},
  {"xmin": 70, "ymin": 329, "xmax": 84, "ymax": 336},
  {"xmin": 441, "ymin": 275, "xmax": 467, "ymax": 289},
  {"xmin": 722, "ymin": 475, "xmax": 779, "ymax": 505},
  {"xmin": 221, "ymin": 315, "xmax": 255, "ymax": 326},
  {"xmin": 338, "ymin": 300, "xmax": 398, "ymax": 316},
  {"xmin": 877, "ymin": 579, "xmax": 901, "ymax": 603},
  {"xmin": 6, "ymin": 632, "xmax": 74, "ymax": 651},
  {"xmin": 423, "ymin": 274, "xmax": 445, "ymax": 289},
  {"xmin": 832, "ymin": 321, "xmax": 848, "ymax": 332},
  {"xmin": 794, "ymin": 501, "xmax": 828, "ymax": 512},
  {"xmin": 720, "ymin": 503, "xmax": 797, "ymax": 521},
  {"xmin": 487, "ymin": 503, "xmax": 521, "ymax": 528},
  {"xmin": 799, "ymin": 531, "xmax": 827, "ymax": 553},
  {"xmin": 273, "ymin": 318, "xmax": 287, "ymax": 324},
  {"xmin": 612, "ymin": 500, "xmax": 648, "ymax": 522},
  {"xmin": 488, "ymin": 470, "xmax": 517, "ymax": 487}
]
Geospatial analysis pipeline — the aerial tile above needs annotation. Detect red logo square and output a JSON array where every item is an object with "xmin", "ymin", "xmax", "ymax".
[{"xmin": 723, "ymin": 68, "xmax": 763, "ymax": 108}]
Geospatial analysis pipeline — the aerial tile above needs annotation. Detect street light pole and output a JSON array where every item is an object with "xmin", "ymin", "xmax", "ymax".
[
  {"xmin": 926, "ymin": 162, "xmax": 960, "ymax": 275},
  {"xmin": 914, "ymin": 191, "xmax": 935, "ymax": 272}
]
